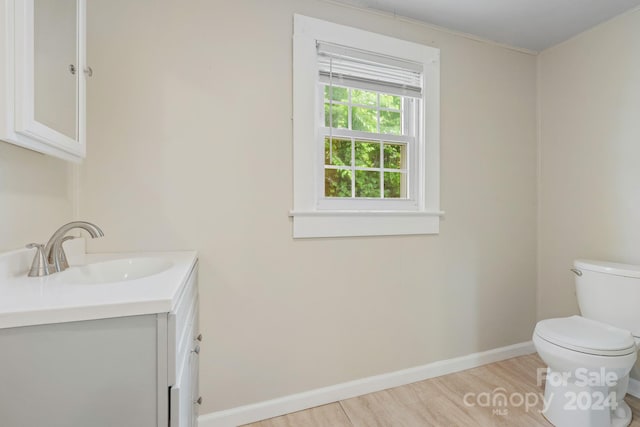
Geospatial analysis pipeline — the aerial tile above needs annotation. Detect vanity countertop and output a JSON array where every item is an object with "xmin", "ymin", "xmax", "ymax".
[{"xmin": 0, "ymin": 246, "xmax": 198, "ymax": 329}]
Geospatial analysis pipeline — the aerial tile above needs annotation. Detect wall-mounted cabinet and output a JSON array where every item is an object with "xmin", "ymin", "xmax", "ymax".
[{"xmin": 0, "ymin": 0, "xmax": 86, "ymax": 162}]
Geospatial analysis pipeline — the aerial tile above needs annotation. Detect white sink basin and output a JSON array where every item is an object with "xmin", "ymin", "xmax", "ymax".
[{"xmin": 55, "ymin": 257, "xmax": 173, "ymax": 285}]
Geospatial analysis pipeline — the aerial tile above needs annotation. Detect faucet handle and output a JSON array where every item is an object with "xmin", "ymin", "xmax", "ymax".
[{"xmin": 26, "ymin": 243, "xmax": 51, "ymax": 277}]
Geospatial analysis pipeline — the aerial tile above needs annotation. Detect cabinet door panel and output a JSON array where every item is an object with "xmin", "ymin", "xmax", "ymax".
[
  {"xmin": 191, "ymin": 347, "xmax": 200, "ymax": 426},
  {"xmin": 168, "ymin": 262, "xmax": 198, "ymax": 386},
  {"xmin": 170, "ymin": 357, "xmax": 193, "ymax": 427},
  {"xmin": 191, "ymin": 297, "xmax": 201, "ymax": 426},
  {"xmin": 0, "ymin": 315, "xmax": 158, "ymax": 427},
  {"xmin": 170, "ymin": 293, "xmax": 199, "ymax": 427}
]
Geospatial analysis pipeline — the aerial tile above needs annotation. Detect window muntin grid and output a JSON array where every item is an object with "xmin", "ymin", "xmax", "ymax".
[{"xmin": 321, "ymin": 84, "xmax": 414, "ymax": 200}]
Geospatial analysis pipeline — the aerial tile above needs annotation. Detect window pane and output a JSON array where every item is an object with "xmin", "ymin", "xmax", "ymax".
[
  {"xmin": 380, "ymin": 110, "xmax": 401, "ymax": 134},
  {"xmin": 352, "ymin": 107, "xmax": 377, "ymax": 132},
  {"xmin": 380, "ymin": 93, "xmax": 401, "ymax": 110},
  {"xmin": 324, "ymin": 137, "xmax": 351, "ymax": 166},
  {"xmin": 324, "ymin": 86, "xmax": 348, "ymax": 102},
  {"xmin": 355, "ymin": 140, "xmax": 380, "ymax": 168},
  {"xmin": 355, "ymin": 170, "xmax": 381, "ymax": 198},
  {"xmin": 351, "ymin": 89, "xmax": 377, "ymax": 106},
  {"xmin": 325, "ymin": 168, "xmax": 352, "ymax": 197},
  {"xmin": 383, "ymin": 143, "xmax": 405, "ymax": 169},
  {"xmin": 384, "ymin": 172, "xmax": 406, "ymax": 198},
  {"xmin": 324, "ymin": 103, "xmax": 348, "ymax": 128}
]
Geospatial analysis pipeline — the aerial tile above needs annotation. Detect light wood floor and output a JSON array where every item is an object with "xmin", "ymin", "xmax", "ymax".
[{"xmin": 242, "ymin": 354, "xmax": 640, "ymax": 427}]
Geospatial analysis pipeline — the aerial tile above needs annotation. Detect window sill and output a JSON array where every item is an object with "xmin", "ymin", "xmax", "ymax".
[{"xmin": 289, "ymin": 210, "xmax": 444, "ymax": 238}]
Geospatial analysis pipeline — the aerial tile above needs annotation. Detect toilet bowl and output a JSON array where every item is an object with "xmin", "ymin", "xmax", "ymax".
[
  {"xmin": 534, "ymin": 316, "xmax": 637, "ymax": 427},
  {"xmin": 534, "ymin": 259, "xmax": 640, "ymax": 427}
]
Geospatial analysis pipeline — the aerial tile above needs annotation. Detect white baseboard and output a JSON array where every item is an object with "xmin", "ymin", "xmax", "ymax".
[
  {"xmin": 628, "ymin": 377, "xmax": 640, "ymax": 399},
  {"xmin": 198, "ymin": 341, "xmax": 535, "ymax": 427}
]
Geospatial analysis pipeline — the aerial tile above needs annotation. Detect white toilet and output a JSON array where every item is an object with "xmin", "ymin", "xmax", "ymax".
[{"xmin": 533, "ymin": 259, "xmax": 640, "ymax": 427}]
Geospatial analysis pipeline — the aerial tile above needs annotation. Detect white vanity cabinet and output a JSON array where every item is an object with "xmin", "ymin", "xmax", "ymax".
[
  {"xmin": 0, "ymin": 0, "xmax": 87, "ymax": 162},
  {"xmin": 0, "ymin": 262, "xmax": 201, "ymax": 427}
]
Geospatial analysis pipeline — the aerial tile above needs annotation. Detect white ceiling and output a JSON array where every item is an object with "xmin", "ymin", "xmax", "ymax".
[{"xmin": 331, "ymin": 0, "xmax": 640, "ymax": 51}]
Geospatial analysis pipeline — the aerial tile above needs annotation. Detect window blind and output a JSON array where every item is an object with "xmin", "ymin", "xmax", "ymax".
[{"xmin": 317, "ymin": 42, "xmax": 423, "ymax": 98}]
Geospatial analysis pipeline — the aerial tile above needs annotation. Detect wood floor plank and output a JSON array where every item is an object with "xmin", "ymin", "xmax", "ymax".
[
  {"xmin": 243, "ymin": 354, "xmax": 640, "ymax": 427},
  {"xmin": 410, "ymin": 365, "xmax": 548, "ymax": 427},
  {"xmin": 625, "ymin": 395, "xmax": 640, "ymax": 426},
  {"xmin": 340, "ymin": 386, "xmax": 447, "ymax": 427},
  {"xmin": 240, "ymin": 403, "xmax": 352, "ymax": 427}
]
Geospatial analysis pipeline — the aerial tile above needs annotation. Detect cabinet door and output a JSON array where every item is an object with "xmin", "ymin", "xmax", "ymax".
[
  {"xmin": 168, "ymin": 263, "xmax": 198, "ymax": 386},
  {"xmin": 191, "ymin": 352, "xmax": 201, "ymax": 425},
  {"xmin": 168, "ymin": 263, "xmax": 199, "ymax": 427},
  {"xmin": 170, "ymin": 352, "xmax": 193, "ymax": 427},
  {"xmin": 191, "ymin": 298, "xmax": 201, "ymax": 426},
  {"xmin": 13, "ymin": 0, "xmax": 86, "ymax": 161},
  {"xmin": 0, "ymin": 315, "xmax": 158, "ymax": 427}
]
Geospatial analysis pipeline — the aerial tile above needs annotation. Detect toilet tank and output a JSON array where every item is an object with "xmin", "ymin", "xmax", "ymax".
[{"xmin": 575, "ymin": 259, "xmax": 640, "ymax": 337}]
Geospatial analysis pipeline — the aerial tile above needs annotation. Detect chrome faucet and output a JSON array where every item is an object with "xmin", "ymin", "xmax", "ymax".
[
  {"xmin": 27, "ymin": 221, "xmax": 104, "ymax": 277},
  {"xmin": 45, "ymin": 221, "xmax": 104, "ymax": 272}
]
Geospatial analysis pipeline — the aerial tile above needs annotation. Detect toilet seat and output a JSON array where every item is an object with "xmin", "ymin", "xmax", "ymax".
[{"xmin": 535, "ymin": 316, "xmax": 636, "ymax": 356}]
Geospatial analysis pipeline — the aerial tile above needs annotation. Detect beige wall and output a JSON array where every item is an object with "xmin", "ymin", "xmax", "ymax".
[
  {"xmin": 0, "ymin": 143, "xmax": 74, "ymax": 252},
  {"xmin": 538, "ymin": 9, "xmax": 640, "ymax": 320},
  {"xmin": 85, "ymin": 0, "xmax": 538, "ymax": 412}
]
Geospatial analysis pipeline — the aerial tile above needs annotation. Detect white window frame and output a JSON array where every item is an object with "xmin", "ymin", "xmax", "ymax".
[{"xmin": 291, "ymin": 15, "xmax": 442, "ymax": 238}]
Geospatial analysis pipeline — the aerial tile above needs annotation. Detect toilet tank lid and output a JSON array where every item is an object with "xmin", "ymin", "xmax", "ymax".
[{"xmin": 575, "ymin": 259, "xmax": 640, "ymax": 278}]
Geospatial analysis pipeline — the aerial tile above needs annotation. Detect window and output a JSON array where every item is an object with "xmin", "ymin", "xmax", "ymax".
[
  {"xmin": 319, "ymin": 42, "xmax": 420, "ymax": 211},
  {"xmin": 292, "ymin": 15, "xmax": 442, "ymax": 238}
]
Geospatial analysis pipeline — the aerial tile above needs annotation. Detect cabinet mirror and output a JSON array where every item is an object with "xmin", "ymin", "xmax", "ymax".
[
  {"xmin": 1, "ymin": 0, "xmax": 88, "ymax": 162},
  {"xmin": 34, "ymin": 0, "xmax": 78, "ymax": 141}
]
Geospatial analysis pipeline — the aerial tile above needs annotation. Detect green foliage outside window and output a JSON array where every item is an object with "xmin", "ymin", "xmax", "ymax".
[
  {"xmin": 324, "ymin": 85, "xmax": 407, "ymax": 199},
  {"xmin": 324, "ymin": 137, "xmax": 406, "ymax": 198}
]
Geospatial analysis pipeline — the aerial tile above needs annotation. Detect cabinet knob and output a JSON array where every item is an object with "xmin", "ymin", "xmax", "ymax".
[
  {"xmin": 196, "ymin": 333, "xmax": 203, "ymax": 342},
  {"xmin": 84, "ymin": 66, "xmax": 93, "ymax": 77},
  {"xmin": 194, "ymin": 396, "xmax": 203, "ymax": 405},
  {"xmin": 69, "ymin": 64, "xmax": 76, "ymax": 75},
  {"xmin": 192, "ymin": 344, "xmax": 201, "ymax": 355}
]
